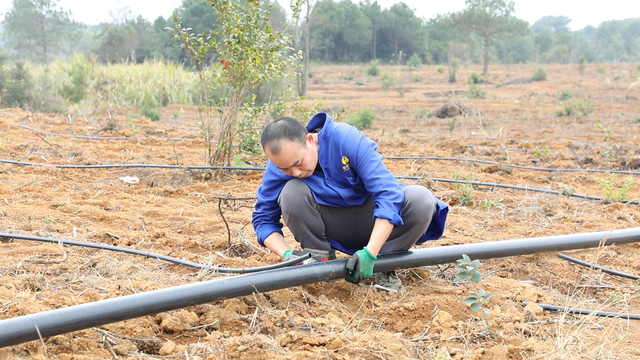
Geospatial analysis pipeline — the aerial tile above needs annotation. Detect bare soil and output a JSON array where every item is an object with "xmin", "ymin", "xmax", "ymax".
[{"xmin": 1, "ymin": 62, "xmax": 640, "ymax": 359}]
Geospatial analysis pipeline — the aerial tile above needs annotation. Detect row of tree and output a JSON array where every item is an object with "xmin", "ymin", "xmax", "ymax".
[{"xmin": 1, "ymin": 0, "xmax": 639, "ymax": 71}]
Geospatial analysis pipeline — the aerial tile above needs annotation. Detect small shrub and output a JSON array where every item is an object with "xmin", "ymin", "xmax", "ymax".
[
  {"xmin": 287, "ymin": 96, "xmax": 326, "ymax": 122},
  {"xmin": 172, "ymin": 108, "xmax": 184, "ymax": 119},
  {"xmin": 366, "ymin": 60, "xmax": 380, "ymax": 76},
  {"xmin": 532, "ymin": 67, "xmax": 548, "ymax": 81},
  {"xmin": 556, "ymin": 89, "xmax": 573, "ymax": 101},
  {"xmin": 453, "ymin": 171, "xmax": 473, "ymax": 205},
  {"xmin": 142, "ymin": 108, "xmax": 160, "ymax": 121},
  {"xmin": 594, "ymin": 120, "xmax": 613, "ymax": 141},
  {"xmin": 231, "ymin": 155, "xmax": 249, "ymax": 167},
  {"xmin": 609, "ymin": 290, "xmax": 626, "ymax": 304},
  {"xmin": 572, "ymin": 99, "xmax": 593, "ymax": 117},
  {"xmin": 448, "ymin": 57, "xmax": 460, "ymax": 83},
  {"xmin": 533, "ymin": 146, "xmax": 551, "ymax": 158},
  {"xmin": 594, "ymin": 120, "xmax": 614, "ymax": 158},
  {"xmin": 1, "ymin": 61, "xmax": 32, "ymax": 109},
  {"xmin": 0, "ymin": 52, "xmax": 6, "ymax": 79},
  {"xmin": 411, "ymin": 74, "xmax": 420, "ymax": 82},
  {"xmin": 380, "ymin": 72, "xmax": 395, "ymax": 90},
  {"xmin": 59, "ymin": 54, "xmax": 91, "ymax": 104},
  {"xmin": 346, "ymin": 108, "xmax": 376, "ymax": 130},
  {"xmin": 407, "ymin": 53, "xmax": 422, "ymax": 69},
  {"xmin": 596, "ymin": 64, "xmax": 608, "ymax": 74},
  {"xmin": 478, "ymin": 199, "xmax": 504, "ymax": 210},
  {"xmin": 560, "ymin": 187, "xmax": 575, "ymax": 197},
  {"xmin": 577, "ymin": 55, "xmax": 586, "ymax": 74},
  {"xmin": 413, "ymin": 107, "xmax": 431, "ymax": 120},
  {"xmin": 436, "ymin": 65, "xmax": 445, "ymax": 73},
  {"xmin": 414, "ymin": 107, "xmax": 430, "ymax": 120},
  {"xmin": 557, "ymin": 99, "xmax": 593, "ymax": 118},
  {"xmin": 448, "ymin": 117, "xmax": 456, "ymax": 135},
  {"xmin": 597, "ymin": 173, "xmax": 635, "ymax": 202},
  {"xmin": 468, "ymin": 73, "xmax": 484, "ymax": 84},
  {"xmin": 467, "ymin": 84, "xmax": 486, "ymax": 99},
  {"xmin": 238, "ymin": 128, "xmax": 262, "ymax": 155},
  {"xmin": 456, "ymin": 254, "xmax": 494, "ymax": 334}
]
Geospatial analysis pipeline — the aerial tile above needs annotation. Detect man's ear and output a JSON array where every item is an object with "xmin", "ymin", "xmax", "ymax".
[{"xmin": 305, "ymin": 133, "xmax": 314, "ymax": 143}]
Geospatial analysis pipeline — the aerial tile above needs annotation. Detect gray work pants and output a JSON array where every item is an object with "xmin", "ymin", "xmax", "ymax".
[{"xmin": 278, "ymin": 179, "xmax": 437, "ymax": 254}]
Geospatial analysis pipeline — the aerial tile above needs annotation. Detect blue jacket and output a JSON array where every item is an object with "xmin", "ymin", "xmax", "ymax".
[{"xmin": 252, "ymin": 112, "xmax": 448, "ymax": 253}]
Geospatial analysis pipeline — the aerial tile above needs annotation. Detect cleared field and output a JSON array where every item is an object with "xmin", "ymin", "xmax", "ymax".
[{"xmin": 1, "ymin": 62, "xmax": 639, "ymax": 359}]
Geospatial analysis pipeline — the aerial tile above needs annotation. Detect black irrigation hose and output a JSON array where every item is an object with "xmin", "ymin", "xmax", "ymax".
[
  {"xmin": 9, "ymin": 122, "xmax": 636, "ymax": 173},
  {"xmin": 17, "ymin": 124, "xmax": 193, "ymax": 142},
  {"xmin": 558, "ymin": 253, "xmax": 640, "ymax": 280},
  {"xmin": 387, "ymin": 156, "xmax": 640, "ymax": 176},
  {"xmin": 7, "ymin": 112, "xmax": 636, "ymax": 146},
  {"xmin": 0, "ymin": 159, "xmax": 265, "ymax": 171},
  {"xmin": 4, "ymin": 156, "xmax": 639, "ymax": 176},
  {"xmin": 4, "ymin": 157, "xmax": 639, "ymax": 177},
  {"xmin": 3, "ymin": 158, "xmax": 638, "ymax": 204},
  {"xmin": 0, "ymin": 232, "xmax": 309, "ymax": 274},
  {"xmin": 15, "ymin": 123, "xmax": 629, "ymax": 154},
  {"xmin": 407, "ymin": 132, "xmax": 638, "ymax": 144},
  {"xmin": 399, "ymin": 176, "xmax": 640, "ymax": 205},
  {"xmin": 522, "ymin": 301, "xmax": 640, "ymax": 320},
  {"xmin": 464, "ymin": 145, "xmax": 588, "ymax": 155}
]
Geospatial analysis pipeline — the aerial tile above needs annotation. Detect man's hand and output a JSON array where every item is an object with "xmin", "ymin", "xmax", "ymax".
[
  {"xmin": 345, "ymin": 247, "xmax": 377, "ymax": 283},
  {"xmin": 283, "ymin": 249, "xmax": 335, "ymax": 265},
  {"xmin": 282, "ymin": 249, "xmax": 305, "ymax": 262}
]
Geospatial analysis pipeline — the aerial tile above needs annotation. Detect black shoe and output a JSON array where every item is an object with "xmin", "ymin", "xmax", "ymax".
[{"xmin": 374, "ymin": 271, "xmax": 402, "ymax": 292}]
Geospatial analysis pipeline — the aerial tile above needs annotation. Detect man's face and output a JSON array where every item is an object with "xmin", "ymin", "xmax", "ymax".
[{"xmin": 265, "ymin": 135, "xmax": 318, "ymax": 178}]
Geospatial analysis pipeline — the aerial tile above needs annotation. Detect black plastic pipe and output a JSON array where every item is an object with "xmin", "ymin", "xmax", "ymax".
[
  {"xmin": 0, "ymin": 232, "xmax": 308, "ymax": 274},
  {"xmin": 3, "ymin": 158, "xmax": 638, "ymax": 204},
  {"xmin": 16, "ymin": 124, "xmax": 193, "ymax": 142},
  {"xmin": 522, "ymin": 301, "xmax": 640, "ymax": 320},
  {"xmin": 387, "ymin": 156, "xmax": 640, "ymax": 176},
  {"xmin": 398, "ymin": 176, "xmax": 640, "ymax": 205},
  {"xmin": 1, "ymin": 227, "xmax": 640, "ymax": 348},
  {"xmin": 0, "ymin": 159, "xmax": 265, "ymax": 171},
  {"xmin": 558, "ymin": 253, "xmax": 640, "ymax": 280},
  {"xmin": 5, "ymin": 156, "xmax": 639, "ymax": 176}
]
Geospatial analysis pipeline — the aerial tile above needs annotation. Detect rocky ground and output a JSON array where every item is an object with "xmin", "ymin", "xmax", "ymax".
[{"xmin": 0, "ymin": 62, "xmax": 639, "ymax": 359}]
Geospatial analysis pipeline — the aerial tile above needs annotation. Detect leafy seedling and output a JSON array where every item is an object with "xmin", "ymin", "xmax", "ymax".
[{"xmin": 456, "ymin": 254, "xmax": 495, "ymax": 334}]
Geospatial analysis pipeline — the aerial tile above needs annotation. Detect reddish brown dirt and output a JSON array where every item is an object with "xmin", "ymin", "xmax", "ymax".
[{"xmin": 1, "ymin": 63, "xmax": 639, "ymax": 359}]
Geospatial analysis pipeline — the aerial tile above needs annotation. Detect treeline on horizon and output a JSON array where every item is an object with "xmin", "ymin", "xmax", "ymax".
[{"xmin": 1, "ymin": 0, "xmax": 639, "ymax": 66}]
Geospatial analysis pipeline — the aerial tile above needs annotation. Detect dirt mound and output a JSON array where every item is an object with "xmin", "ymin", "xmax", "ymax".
[
  {"xmin": 502, "ymin": 77, "xmax": 535, "ymax": 85},
  {"xmin": 434, "ymin": 101, "xmax": 474, "ymax": 118}
]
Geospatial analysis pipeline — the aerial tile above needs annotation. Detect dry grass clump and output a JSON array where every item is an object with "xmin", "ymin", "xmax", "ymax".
[
  {"xmin": 529, "ymin": 302, "xmax": 638, "ymax": 360},
  {"xmin": 527, "ymin": 241, "xmax": 640, "ymax": 360}
]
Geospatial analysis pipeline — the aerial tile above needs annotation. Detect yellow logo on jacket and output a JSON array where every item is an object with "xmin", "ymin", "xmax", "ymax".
[{"xmin": 341, "ymin": 156, "xmax": 350, "ymax": 171}]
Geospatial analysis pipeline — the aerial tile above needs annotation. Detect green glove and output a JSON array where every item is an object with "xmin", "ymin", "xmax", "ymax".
[
  {"xmin": 282, "ymin": 249, "xmax": 308, "ymax": 263},
  {"xmin": 345, "ymin": 247, "xmax": 377, "ymax": 284}
]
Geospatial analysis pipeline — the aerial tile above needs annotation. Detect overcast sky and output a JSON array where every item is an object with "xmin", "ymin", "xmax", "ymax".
[{"xmin": 0, "ymin": 0, "xmax": 637, "ymax": 31}]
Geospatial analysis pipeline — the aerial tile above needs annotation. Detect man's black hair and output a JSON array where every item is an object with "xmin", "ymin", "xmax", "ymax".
[{"xmin": 261, "ymin": 117, "xmax": 308, "ymax": 155}]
